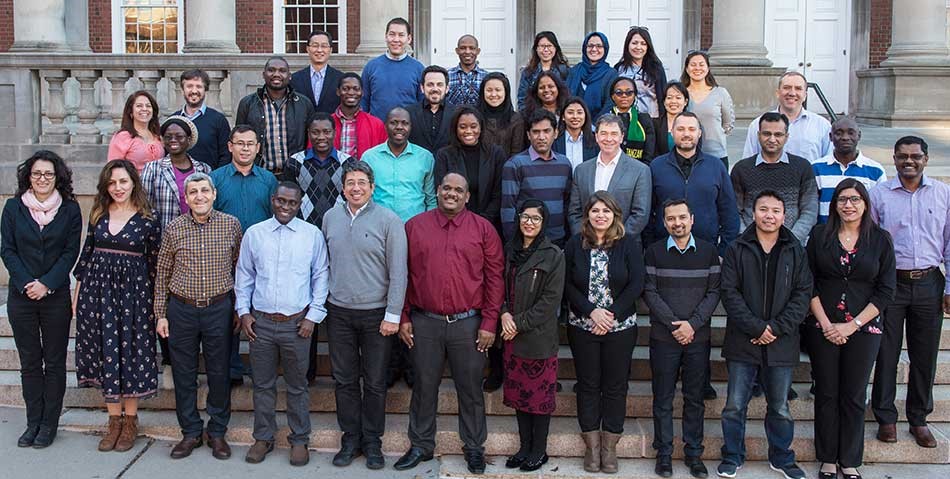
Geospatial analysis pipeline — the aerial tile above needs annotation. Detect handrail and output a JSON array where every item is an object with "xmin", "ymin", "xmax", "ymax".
[{"xmin": 807, "ymin": 82, "xmax": 838, "ymax": 123}]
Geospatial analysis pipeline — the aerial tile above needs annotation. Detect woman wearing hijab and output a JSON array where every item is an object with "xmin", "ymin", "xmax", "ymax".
[
  {"xmin": 478, "ymin": 72, "xmax": 526, "ymax": 157},
  {"xmin": 567, "ymin": 32, "xmax": 619, "ymax": 120}
]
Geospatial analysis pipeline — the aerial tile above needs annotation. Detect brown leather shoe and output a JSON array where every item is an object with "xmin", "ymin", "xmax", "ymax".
[
  {"xmin": 170, "ymin": 436, "xmax": 202, "ymax": 459},
  {"xmin": 114, "ymin": 415, "xmax": 138, "ymax": 452},
  {"xmin": 877, "ymin": 423, "xmax": 897, "ymax": 443},
  {"xmin": 244, "ymin": 440, "xmax": 274, "ymax": 464},
  {"xmin": 208, "ymin": 436, "xmax": 232, "ymax": 459},
  {"xmin": 910, "ymin": 425, "xmax": 938, "ymax": 448},
  {"xmin": 290, "ymin": 444, "xmax": 310, "ymax": 466},
  {"xmin": 600, "ymin": 431, "xmax": 621, "ymax": 474},
  {"xmin": 98, "ymin": 416, "xmax": 123, "ymax": 452},
  {"xmin": 581, "ymin": 431, "xmax": 600, "ymax": 472}
]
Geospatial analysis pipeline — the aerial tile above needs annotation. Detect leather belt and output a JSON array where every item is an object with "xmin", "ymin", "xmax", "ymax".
[
  {"xmin": 897, "ymin": 267, "xmax": 937, "ymax": 281},
  {"xmin": 253, "ymin": 308, "xmax": 308, "ymax": 322},
  {"xmin": 417, "ymin": 308, "xmax": 480, "ymax": 323},
  {"xmin": 170, "ymin": 291, "xmax": 231, "ymax": 308}
]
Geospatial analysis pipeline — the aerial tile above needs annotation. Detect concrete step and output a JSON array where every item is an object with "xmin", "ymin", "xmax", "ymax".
[{"xmin": 54, "ymin": 408, "xmax": 950, "ymax": 464}]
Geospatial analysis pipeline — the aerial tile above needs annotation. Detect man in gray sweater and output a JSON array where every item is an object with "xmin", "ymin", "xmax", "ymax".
[{"xmin": 321, "ymin": 160, "xmax": 408, "ymax": 470}]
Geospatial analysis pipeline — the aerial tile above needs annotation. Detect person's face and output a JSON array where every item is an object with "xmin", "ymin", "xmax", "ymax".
[
  {"xmin": 527, "ymin": 119, "xmax": 555, "ymax": 154},
  {"xmin": 536, "ymin": 37, "xmax": 556, "ymax": 63},
  {"xmin": 185, "ymin": 180, "xmax": 216, "ymax": 218},
  {"xmin": 422, "ymin": 71, "xmax": 447, "ymax": 105},
  {"xmin": 271, "ymin": 186, "xmax": 302, "ymax": 224},
  {"xmin": 831, "ymin": 119, "xmax": 861, "ymax": 155},
  {"xmin": 308, "ymin": 119, "xmax": 335, "ymax": 155},
  {"xmin": 337, "ymin": 77, "xmax": 362, "ymax": 107},
  {"xmin": 518, "ymin": 206, "xmax": 544, "ymax": 242},
  {"xmin": 687, "ymin": 55, "xmax": 709, "ymax": 83},
  {"xmin": 228, "ymin": 130, "xmax": 260, "ymax": 167},
  {"xmin": 386, "ymin": 110, "xmax": 411, "ymax": 145},
  {"xmin": 307, "ymin": 33, "xmax": 332, "ymax": 66},
  {"xmin": 753, "ymin": 196, "xmax": 785, "ymax": 234},
  {"xmin": 386, "ymin": 23, "xmax": 411, "ymax": 56},
  {"xmin": 263, "ymin": 59, "xmax": 290, "ymax": 90},
  {"xmin": 587, "ymin": 200, "xmax": 615, "ymax": 233},
  {"xmin": 483, "ymin": 79, "xmax": 505, "ymax": 108},
  {"xmin": 456, "ymin": 113, "xmax": 481, "ymax": 147},
  {"xmin": 663, "ymin": 203, "xmax": 694, "ymax": 239},
  {"xmin": 162, "ymin": 124, "xmax": 189, "ymax": 155},
  {"xmin": 894, "ymin": 143, "xmax": 928, "ymax": 181},
  {"xmin": 777, "ymin": 75, "xmax": 806, "ymax": 112},
  {"xmin": 537, "ymin": 76, "xmax": 558, "ymax": 106},
  {"xmin": 672, "ymin": 116, "xmax": 702, "ymax": 152},
  {"xmin": 758, "ymin": 120, "xmax": 788, "ymax": 155},
  {"xmin": 664, "ymin": 87, "xmax": 686, "ymax": 115},
  {"xmin": 628, "ymin": 33, "xmax": 648, "ymax": 63},
  {"xmin": 835, "ymin": 187, "xmax": 865, "ymax": 224},
  {"xmin": 611, "ymin": 79, "xmax": 636, "ymax": 111},
  {"xmin": 181, "ymin": 78, "xmax": 206, "ymax": 109},
  {"xmin": 131, "ymin": 95, "xmax": 153, "ymax": 124},
  {"xmin": 437, "ymin": 174, "xmax": 470, "ymax": 215},
  {"xmin": 29, "ymin": 160, "xmax": 57, "ymax": 197},
  {"xmin": 107, "ymin": 166, "xmax": 134, "ymax": 205},
  {"xmin": 563, "ymin": 103, "xmax": 586, "ymax": 131},
  {"xmin": 455, "ymin": 36, "xmax": 480, "ymax": 67},
  {"xmin": 595, "ymin": 121, "xmax": 622, "ymax": 156},
  {"xmin": 343, "ymin": 170, "xmax": 374, "ymax": 210},
  {"xmin": 586, "ymin": 35, "xmax": 605, "ymax": 63}
]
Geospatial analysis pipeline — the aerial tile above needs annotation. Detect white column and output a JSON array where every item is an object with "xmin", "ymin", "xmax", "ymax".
[
  {"xmin": 355, "ymin": 0, "xmax": 409, "ymax": 55},
  {"xmin": 706, "ymin": 0, "xmax": 771, "ymax": 67},
  {"xmin": 10, "ymin": 0, "xmax": 69, "ymax": 52},
  {"xmin": 182, "ymin": 0, "xmax": 240, "ymax": 53},
  {"xmin": 881, "ymin": 0, "xmax": 950, "ymax": 66}
]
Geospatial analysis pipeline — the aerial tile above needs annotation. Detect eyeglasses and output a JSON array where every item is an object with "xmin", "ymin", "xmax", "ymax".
[
  {"xmin": 163, "ymin": 133, "xmax": 188, "ymax": 142},
  {"xmin": 230, "ymin": 141, "xmax": 258, "ymax": 149},
  {"xmin": 586, "ymin": 44, "xmax": 604, "ymax": 50},
  {"xmin": 308, "ymin": 42, "xmax": 332, "ymax": 50},
  {"xmin": 30, "ymin": 171, "xmax": 55, "ymax": 180},
  {"xmin": 759, "ymin": 131, "xmax": 787, "ymax": 139},
  {"xmin": 612, "ymin": 89, "xmax": 636, "ymax": 97},
  {"xmin": 536, "ymin": 44, "xmax": 555, "ymax": 51},
  {"xmin": 345, "ymin": 180, "xmax": 370, "ymax": 188},
  {"xmin": 629, "ymin": 25, "xmax": 650, "ymax": 31},
  {"xmin": 895, "ymin": 153, "xmax": 926, "ymax": 161},
  {"xmin": 836, "ymin": 196, "xmax": 864, "ymax": 205},
  {"xmin": 519, "ymin": 214, "xmax": 543, "ymax": 224}
]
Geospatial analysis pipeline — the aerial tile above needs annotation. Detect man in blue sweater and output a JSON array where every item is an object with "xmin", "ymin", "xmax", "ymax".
[
  {"xmin": 360, "ymin": 17, "xmax": 425, "ymax": 120},
  {"xmin": 174, "ymin": 69, "xmax": 231, "ymax": 169}
]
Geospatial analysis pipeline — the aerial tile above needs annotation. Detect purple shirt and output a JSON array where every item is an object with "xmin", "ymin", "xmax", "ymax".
[
  {"xmin": 173, "ymin": 165, "xmax": 194, "ymax": 216},
  {"xmin": 869, "ymin": 175, "xmax": 950, "ymax": 294}
]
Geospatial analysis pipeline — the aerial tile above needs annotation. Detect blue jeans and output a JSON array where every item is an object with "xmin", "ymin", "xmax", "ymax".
[{"xmin": 720, "ymin": 361, "xmax": 795, "ymax": 467}]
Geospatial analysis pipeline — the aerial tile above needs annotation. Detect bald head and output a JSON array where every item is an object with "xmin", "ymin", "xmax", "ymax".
[
  {"xmin": 442, "ymin": 172, "xmax": 469, "ymax": 192},
  {"xmin": 455, "ymin": 35, "xmax": 480, "ymax": 69},
  {"xmin": 457, "ymin": 35, "xmax": 479, "ymax": 48}
]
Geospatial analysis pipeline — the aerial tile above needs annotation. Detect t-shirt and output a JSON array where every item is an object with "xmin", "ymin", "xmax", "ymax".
[{"xmin": 173, "ymin": 165, "xmax": 195, "ymax": 216}]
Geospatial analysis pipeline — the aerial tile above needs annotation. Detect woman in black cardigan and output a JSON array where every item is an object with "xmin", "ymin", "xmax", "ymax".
[
  {"xmin": 1, "ymin": 150, "xmax": 82, "ymax": 448},
  {"xmin": 564, "ymin": 190, "xmax": 645, "ymax": 474},
  {"xmin": 806, "ymin": 179, "xmax": 896, "ymax": 479}
]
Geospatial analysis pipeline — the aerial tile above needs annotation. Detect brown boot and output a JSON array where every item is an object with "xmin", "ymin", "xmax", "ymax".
[
  {"xmin": 600, "ymin": 431, "xmax": 622, "ymax": 474},
  {"xmin": 98, "ymin": 416, "xmax": 124, "ymax": 452},
  {"xmin": 114, "ymin": 415, "xmax": 138, "ymax": 452},
  {"xmin": 581, "ymin": 431, "xmax": 601, "ymax": 472}
]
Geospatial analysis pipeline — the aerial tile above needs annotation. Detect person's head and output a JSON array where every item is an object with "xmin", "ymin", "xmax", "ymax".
[
  {"xmin": 91, "ymin": 159, "xmax": 151, "ymax": 224},
  {"xmin": 385, "ymin": 17, "xmax": 412, "ymax": 56},
  {"xmin": 776, "ymin": 72, "xmax": 807, "ymax": 113},
  {"xmin": 826, "ymin": 178, "xmax": 873, "ymax": 241},
  {"xmin": 609, "ymin": 76, "xmax": 637, "ymax": 112},
  {"xmin": 893, "ymin": 135, "xmax": 929, "ymax": 181},
  {"xmin": 581, "ymin": 191, "xmax": 625, "ymax": 249},
  {"xmin": 337, "ymin": 72, "xmax": 363, "ymax": 108},
  {"xmin": 306, "ymin": 30, "xmax": 333, "ymax": 67},
  {"xmin": 528, "ymin": 31, "xmax": 568, "ymax": 71},
  {"xmin": 515, "ymin": 199, "xmax": 548, "ymax": 245},
  {"xmin": 618, "ymin": 26, "xmax": 662, "ymax": 73},
  {"xmin": 449, "ymin": 107, "xmax": 483, "ymax": 148},
  {"xmin": 263, "ymin": 56, "xmax": 291, "ymax": 92},
  {"xmin": 227, "ymin": 125, "xmax": 261, "ymax": 168},
  {"xmin": 455, "ymin": 35, "xmax": 480, "ymax": 68},
  {"xmin": 120, "ymin": 90, "xmax": 160, "ymax": 137},
  {"xmin": 308, "ymin": 113, "xmax": 335, "ymax": 156},
  {"xmin": 662, "ymin": 199, "xmax": 694, "ymax": 240},
  {"xmin": 161, "ymin": 116, "xmax": 198, "ymax": 157},
  {"xmin": 594, "ymin": 114, "xmax": 624, "ymax": 157},
  {"xmin": 385, "ymin": 107, "xmax": 411, "ymax": 146},
  {"xmin": 533, "ymin": 70, "xmax": 564, "ymax": 108},
  {"xmin": 180, "ymin": 69, "xmax": 209, "ymax": 109},
  {"xmin": 421, "ymin": 65, "xmax": 449, "ymax": 106},
  {"xmin": 478, "ymin": 72, "xmax": 511, "ymax": 110},
  {"xmin": 752, "ymin": 190, "xmax": 785, "ymax": 235},
  {"xmin": 672, "ymin": 112, "xmax": 702, "ymax": 153},
  {"xmin": 830, "ymin": 117, "xmax": 861, "ymax": 157},
  {"xmin": 526, "ymin": 109, "xmax": 558, "ymax": 155},
  {"xmin": 17, "ymin": 150, "xmax": 74, "ymax": 201},
  {"xmin": 663, "ymin": 82, "xmax": 690, "ymax": 116},
  {"xmin": 582, "ymin": 32, "xmax": 609, "ymax": 64},
  {"xmin": 271, "ymin": 181, "xmax": 303, "ymax": 225},
  {"xmin": 183, "ymin": 172, "xmax": 216, "ymax": 219},
  {"xmin": 342, "ymin": 161, "xmax": 376, "ymax": 210},
  {"xmin": 681, "ymin": 50, "xmax": 717, "ymax": 87},
  {"xmin": 757, "ymin": 112, "xmax": 789, "ymax": 156},
  {"xmin": 560, "ymin": 97, "xmax": 592, "ymax": 134},
  {"xmin": 437, "ymin": 172, "xmax": 470, "ymax": 216}
]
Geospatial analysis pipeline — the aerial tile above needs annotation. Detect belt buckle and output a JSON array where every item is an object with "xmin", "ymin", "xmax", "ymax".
[
  {"xmin": 910, "ymin": 270, "xmax": 925, "ymax": 280},
  {"xmin": 445, "ymin": 314, "xmax": 458, "ymax": 324},
  {"xmin": 195, "ymin": 297, "xmax": 211, "ymax": 308}
]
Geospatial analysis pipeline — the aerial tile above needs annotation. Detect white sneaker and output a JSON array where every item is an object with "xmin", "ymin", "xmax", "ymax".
[{"xmin": 162, "ymin": 364, "xmax": 175, "ymax": 390}]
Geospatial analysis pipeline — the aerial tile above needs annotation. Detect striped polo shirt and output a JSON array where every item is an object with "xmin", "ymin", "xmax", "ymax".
[{"xmin": 812, "ymin": 151, "xmax": 887, "ymax": 223}]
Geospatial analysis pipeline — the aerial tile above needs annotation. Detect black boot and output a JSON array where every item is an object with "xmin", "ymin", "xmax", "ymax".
[{"xmin": 506, "ymin": 411, "xmax": 532, "ymax": 468}]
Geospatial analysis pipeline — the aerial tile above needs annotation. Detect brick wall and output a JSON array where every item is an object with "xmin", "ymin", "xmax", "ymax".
[
  {"xmin": 236, "ymin": 0, "xmax": 274, "ymax": 53},
  {"xmin": 346, "ymin": 0, "xmax": 360, "ymax": 53},
  {"xmin": 0, "ymin": 0, "xmax": 13, "ymax": 52},
  {"xmin": 89, "ymin": 0, "xmax": 112, "ymax": 53},
  {"xmin": 700, "ymin": 0, "xmax": 713, "ymax": 50},
  {"xmin": 869, "ymin": 0, "xmax": 892, "ymax": 67}
]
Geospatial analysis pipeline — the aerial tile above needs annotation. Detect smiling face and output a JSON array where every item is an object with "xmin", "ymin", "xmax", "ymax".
[
  {"xmin": 263, "ymin": 58, "xmax": 290, "ymax": 91},
  {"xmin": 894, "ymin": 143, "xmax": 928, "ymax": 181},
  {"xmin": 272, "ymin": 185, "xmax": 302, "ymax": 225},
  {"xmin": 672, "ymin": 115, "xmax": 702, "ymax": 153},
  {"xmin": 519, "ymin": 206, "xmax": 544, "ymax": 242},
  {"xmin": 343, "ymin": 170, "xmax": 374, "ymax": 211},
  {"xmin": 386, "ymin": 22, "xmax": 411, "ymax": 56},
  {"xmin": 611, "ymin": 78, "xmax": 636, "ymax": 112},
  {"xmin": 586, "ymin": 35, "xmax": 605, "ymax": 63},
  {"xmin": 455, "ymin": 36, "xmax": 480, "ymax": 67},
  {"xmin": 758, "ymin": 120, "xmax": 788, "ymax": 156},
  {"xmin": 835, "ymin": 187, "xmax": 865, "ymax": 225},
  {"xmin": 29, "ymin": 159, "xmax": 57, "ymax": 198},
  {"xmin": 587, "ymin": 200, "xmax": 615, "ymax": 234},
  {"xmin": 131, "ymin": 94, "xmax": 154, "ymax": 125},
  {"xmin": 537, "ymin": 76, "xmax": 558, "ymax": 106},
  {"xmin": 337, "ymin": 77, "xmax": 362, "ymax": 108},
  {"xmin": 663, "ymin": 203, "xmax": 694, "ymax": 240},
  {"xmin": 307, "ymin": 33, "xmax": 332, "ymax": 67},
  {"xmin": 228, "ymin": 130, "xmax": 260, "ymax": 168},
  {"xmin": 483, "ymin": 79, "xmax": 505, "ymax": 108},
  {"xmin": 185, "ymin": 179, "xmax": 216, "ymax": 218},
  {"xmin": 181, "ymin": 78, "xmax": 206, "ymax": 109},
  {"xmin": 422, "ymin": 71, "xmax": 447, "ymax": 105},
  {"xmin": 536, "ymin": 37, "xmax": 556, "ymax": 63},
  {"xmin": 664, "ymin": 86, "xmax": 687, "ymax": 115},
  {"xmin": 563, "ymin": 102, "xmax": 586, "ymax": 132},
  {"xmin": 162, "ymin": 123, "xmax": 190, "ymax": 155},
  {"xmin": 753, "ymin": 195, "xmax": 785, "ymax": 234},
  {"xmin": 308, "ymin": 118, "xmax": 335, "ymax": 156},
  {"xmin": 437, "ymin": 173, "xmax": 470, "ymax": 215},
  {"xmin": 107, "ymin": 166, "xmax": 134, "ymax": 205},
  {"xmin": 686, "ymin": 54, "xmax": 709, "ymax": 84},
  {"xmin": 628, "ymin": 33, "xmax": 648, "ymax": 64},
  {"xmin": 527, "ymin": 118, "xmax": 555, "ymax": 155},
  {"xmin": 386, "ymin": 109, "xmax": 411, "ymax": 146},
  {"xmin": 456, "ymin": 113, "xmax": 481, "ymax": 147},
  {"xmin": 595, "ymin": 120, "xmax": 622, "ymax": 157},
  {"xmin": 777, "ymin": 74, "xmax": 807, "ymax": 113}
]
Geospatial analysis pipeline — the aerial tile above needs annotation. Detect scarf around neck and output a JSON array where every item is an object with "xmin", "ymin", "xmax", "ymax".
[{"xmin": 21, "ymin": 189, "xmax": 63, "ymax": 230}]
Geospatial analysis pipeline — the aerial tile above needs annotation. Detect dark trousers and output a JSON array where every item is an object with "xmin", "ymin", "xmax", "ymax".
[
  {"xmin": 306, "ymin": 321, "xmax": 321, "ymax": 382},
  {"xmin": 326, "ymin": 304, "xmax": 392, "ymax": 449},
  {"xmin": 807, "ymin": 327, "xmax": 880, "ymax": 467},
  {"xmin": 387, "ymin": 337, "xmax": 414, "ymax": 383},
  {"xmin": 650, "ymin": 338, "xmax": 709, "ymax": 458},
  {"xmin": 872, "ymin": 271, "xmax": 945, "ymax": 426},
  {"xmin": 408, "ymin": 311, "xmax": 486, "ymax": 455},
  {"xmin": 158, "ymin": 336, "xmax": 171, "ymax": 366},
  {"xmin": 721, "ymin": 361, "xmax": 795, "ymax": 468},
  {"xmin": 7, "ymin": 289, "xmax": 71, "ymax": 429},
  {"xmin": 167, "ymin": 295, "xmax": 233, "ymax": 438},
  {"xmin": 515, "ymin": 410, "xmax": 551, "ymax": 456},
  {"xmin": 567, "ymin": 324, "xmax": 637, "ymax": 434}
]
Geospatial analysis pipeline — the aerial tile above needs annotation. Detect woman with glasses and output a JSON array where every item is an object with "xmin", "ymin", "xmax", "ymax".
[
  {"xmin": 517, "ymin": 31, "xmax": 570, "ymax": 111},
  {"xmin": 553, "ymin": 97, "xmax": 600, "ymax": 170},
  {"xmin": 1, "ymin": 151, "xmax": 82, "ymax": 448},
  {"xmin": 568, "ymin": 32, "xmax": 619, "ymax": 120},
  {"xmin": 478, "ymin": 72, "xmax": 526, "ymax": 157},
  {"xmin": 107, "ymin": 91, "xmax": 164, "ymax": 172},
  {"xmin": 681, "ymin": 50, "xmax": 735, "ymax": 168},
  {"xmin": 654, "ymin": 82, "xmax": 691, "ymax": 157},
  {"xmin": 602, "ymin": 76, "xmax": 655, "ymax": 164},
  {"xmin": 806, "ymin": 179, "xmax": 895, "ymax": 479},
  {"xmin": 615, "ymin": 27, "xmax": 667, "ymax": 119},
  {"xmin": 523, "ymin": 71, "xmax": 570, "ymax": 126}
]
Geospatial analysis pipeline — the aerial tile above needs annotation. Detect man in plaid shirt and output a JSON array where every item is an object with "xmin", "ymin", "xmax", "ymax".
[{"xmin": 445, "ymin": 35, "xmax": 489, "ymax": 107}]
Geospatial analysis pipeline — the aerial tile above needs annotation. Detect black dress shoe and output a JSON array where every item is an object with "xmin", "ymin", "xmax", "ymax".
[
  {"xmin": 520, "ymin": 453, "xmax": 548, "ymax": 472},
  {"xmin": 364, "ymin": 445, "xmax": 385, "ymax": 470},
  {"xmin": 685, "ymin": 456, "xmax": 708, "ymax": 478},
  {"xmin": 332, "ymin": 444, "xmax": 362, "ymax": 467},
  {"xmin": 787, "ymin": 387, "xmax": 799, "ymax": 401},
  {"xmin": 230, "ymin": 377, "xmax": 244, "ymax": 388},
  {"xmin": 394, "ymin": 447, "xmax": 433, "ymax": 470},
  {"xmin": 32, "ymin": 426, "xmax": 56, "ymax": 449},
  {"xmin": 18, "ymin": 425, "xmax": 39, "ymax": 448},
  {"xmin": 655, "ymin": 455, "xmax": 673, "ymax": 477},
  {"xmin": 505, "ymin": 450, "xmax": 528, "ymax": 468},
  {"xmin": 465, "ymin": 451, "xmax": 486, "ymax": 474}
]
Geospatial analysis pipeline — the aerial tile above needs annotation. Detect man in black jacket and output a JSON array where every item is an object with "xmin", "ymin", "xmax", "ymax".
[
  {"xmin": 405, "ymin": 65, "xmax": 457, "ymax": 155},
  {"xmin": 290, "ymin": 30, "xmax": 344, "ymax": 114},
  {"xmin": 717, "ymin": 190, "xmax": 812, "ymax": 479}
]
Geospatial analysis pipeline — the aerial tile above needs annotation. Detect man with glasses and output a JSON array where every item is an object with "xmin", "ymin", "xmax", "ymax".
[
  {"xmin": 445, "ymin": 35, "xmax": 488, "ymax": 107},
  {"xmin": 812, "ymin": 117, "xmax": 886, "ymax": 224},
  {"xmin": 361, "ymin": 17, "xmax": 425, "ymax": 119},
  {"xmin": 291, "ymin": 30, "xmax": 344, "ymax": 114}
]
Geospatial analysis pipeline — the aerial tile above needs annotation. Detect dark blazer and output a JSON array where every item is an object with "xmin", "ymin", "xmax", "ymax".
[
  {"xmin": 482, "ymin": 112, "xmax": 526, "ymax": 158},
  {"xmin": 567, "ymin": 152, "xmax": 652, "ymax": 237},
  {"xmin": 434, "ymin": 143, "xmax": 506, "ymax": 228},
  {"xmin": 290, "ymin": 64, "xmax": 344, "ymax": 114},
  {"xmin": 553, "ymin": 130, "xmax": 600, "ymax": 165},
  {"xmin": 501, "ymin": 237, "xmax": 565, "ymax": 359},
  {"xmin": 653, "ymin": 116, "xmax": 671, "ymax": 156},
  {"xmin": 1, "ymin": 196, "xmax": 82, "ymax": 293},
  {"xmin": 564, "ymin": 233, "xmax": 645, "ymax": 323},
  {"xmin": 406, "ymin": 102, "xmax": 458, "ymax": 155}
]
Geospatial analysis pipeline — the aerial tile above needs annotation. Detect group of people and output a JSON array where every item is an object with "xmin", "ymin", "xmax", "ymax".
[{"xmin": 1, "ymin": 17, "xmax": 947, "ymax": 479}]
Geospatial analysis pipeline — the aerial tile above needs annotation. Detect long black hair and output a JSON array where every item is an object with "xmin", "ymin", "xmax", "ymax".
[
  {"xmin": 615, "ymin": 27, "xmax": 665, "ymax": 88},
  {"xmin": 16, "ymin": 150, "xmax": 75, "ymax": 200},
  {"xmin": 558, "ymin": 96, "xmax": 597, "ymax": 150},
  {"xmin": 524, "ymin": 70, "xmax": 568, "ymax": 118},
  {"xmin": 823, "ymin": 178, "xmax": 877, "ymax": 244},
  {"xmin": 526, "ymin": 31, "xmax": 569, "ymax": 73}
]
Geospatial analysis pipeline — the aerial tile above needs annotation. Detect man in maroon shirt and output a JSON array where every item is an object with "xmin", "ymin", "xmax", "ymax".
[{"xmin": 393, "ymin": 173, "xmax": 504, "ymax": 474}]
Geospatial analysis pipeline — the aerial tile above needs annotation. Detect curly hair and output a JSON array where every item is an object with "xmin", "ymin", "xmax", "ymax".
[
  {"xmin": 580, "ymin": 191, "xmax": 626, "ymax": 250},
  {"xmin": 16, "ymin": 150, "xmax": 74, "ymax": 200}
]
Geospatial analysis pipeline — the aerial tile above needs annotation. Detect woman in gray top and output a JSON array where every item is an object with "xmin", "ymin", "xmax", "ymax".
[{"xmin": 681, "ymin": 51, "xmax": 735, "ymax": 168}]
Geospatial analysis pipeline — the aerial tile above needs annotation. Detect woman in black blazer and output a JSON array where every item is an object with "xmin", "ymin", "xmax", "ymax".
[
  {"xmin": 553, "ymin": 97, "xmax": 600, "ymax": 170},
  {"xmin": 653, "ymin": 82, "xmax": 691, "ymax": 157},
  {"xmin": 564, "ymin": 191, "xmax": 645, "ymax": 474},
  {"xmin": 1, "ymin": 150, "xmax": 82, "ymax": 448},
  {"xmin": 805, "ymin": 179, "xmax": 896, "ymax": 479}
]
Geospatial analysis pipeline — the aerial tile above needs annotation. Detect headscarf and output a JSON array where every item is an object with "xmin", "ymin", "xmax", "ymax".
[
  {"xmin": 568, "ymin": 32, "xmax": 614, "ymax": 111},
  {"xmin": 478, "ymin": 72, "xmax": 515, "ymax": 128},
  {"xmin": 509, "ymin": 199, "xmax": 549, "ymax": 270}
]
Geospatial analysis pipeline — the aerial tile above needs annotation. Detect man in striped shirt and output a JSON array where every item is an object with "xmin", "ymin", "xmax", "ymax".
[{"xmin": 812, "ymin": 117, "xmax": 886, "ymax": 223}]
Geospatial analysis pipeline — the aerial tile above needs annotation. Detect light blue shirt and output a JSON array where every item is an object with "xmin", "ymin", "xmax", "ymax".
[
  {"xmin": 362, "ymin": 141, "xmax": 436, "ymax": 222},
  {"xmin": 742, "ymin": 107, "xmax": 832, "ymax": 161},
  {"xmin": 565, "ymin": 131, "xmax": 586, "ymax": 170},
  {"xmin": 181, "ymin": 103, "xmax": 207, "ymax": 120},
  {"xmin": 666, "ymin": 234, "xmax": 696, "ymax": 254},
  {"xmin": 310, "ymin": 65, "xmax": 326, "ymax": 104},
  {"xmin": 754, "ymin": 151, "xmax": 790, "ymax": 166},
  {"xmin": 234, "ymin": 216, "xmax": 330, "ymax": 323}
]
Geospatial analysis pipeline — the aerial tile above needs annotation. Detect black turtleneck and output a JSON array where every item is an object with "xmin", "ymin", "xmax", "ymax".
[{"xmin": 461, "ymin": 143, "xmax": 481, "ymax": 199}]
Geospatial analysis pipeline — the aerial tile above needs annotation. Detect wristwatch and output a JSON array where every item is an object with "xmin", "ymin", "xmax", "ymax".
[{"xmin": 853, "ymin": 318, "xmax": 864, "ymax": 327}]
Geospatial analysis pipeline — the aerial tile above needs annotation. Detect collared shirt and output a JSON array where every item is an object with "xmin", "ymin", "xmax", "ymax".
[
  {"xmin": 446, "ymin": 63, "xmax": 489, "ymax": 106},
  {"xmin": 755, "ymin": 151, "xmax": 791, "ymax": 166},
  {"xmin": 261, "ymin": 94, "xmax": 289, "ymax": 173},
  {"xmin": 210, "ymin": 163, "xmax": 278, "ymax": 232},
  {"xmin": 813, "ymin": 151, "xmax": 887, "ymax": 223},
  {"xmin": 154, "ymin": 209, "xmax": 243, "ymax": 319},
  {"xmin": 667, "ymin": 234, "xmax": 697, "ymax": 254},
  {"xmin": 362, "ymin": 141, "xmax": 436, "ymax": 221},
  {"xmin": 335, "ymin": 106, "xmax": 359, "ymax": 158},
  {"xmin": 234, "ymin": 216, "xmax": 329, "ymax": 323},
  {"xmin": 310, "ymin": 64, "xmax": 327, "ymax": 105},
  {"xmin": 594, "ymin": 150, "xmax": 621, "ymax": 191},
  {"xmin": 565, "ymin": 131, "xmax": 586, "ymax": 170},
  {"xmin": 285, "ymin": 147, "xmax": 351, "ymax": 227},
  {"xmin": 674, "ymin": 150, "xmax": 697, "ymax": 179},
  {"xmin": 140, "ymin": 155, "xmax": 212, "ymax": 230},
  {"xmin": 870, "ymin": 175, "xmax": 950, "ymax": 293},
  {"xmin": 419, "ymin": 101, "xmax": 446, "ymax": 148},
  {"xmin": 181, "ymin": 103, "xmax": 207, "ymax": 120},
  {"xmin": 402, "ymin": 208, "xmax": 504, "ymax": 332},
  {"xmin": 500, "ymin": 146, "xmax": 573, "ymax": 243},
  {"xmin": 743, "ymin": 107, "xmax": 832, "ymax": 161}
]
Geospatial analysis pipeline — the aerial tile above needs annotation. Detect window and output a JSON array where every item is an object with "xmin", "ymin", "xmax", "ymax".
[
  {"xmin": 112, "ymin": 0, "xmax": 183, "ymax": 53},
  {"xmin": 273, "ymin": 0, "xmax": 347, "ymax": 54}
]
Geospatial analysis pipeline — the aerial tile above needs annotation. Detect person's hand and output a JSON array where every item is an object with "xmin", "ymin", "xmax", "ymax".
[
  {"xmin": 24, "ymin": 280, "xmax": 49, "ymax": 300},
  {"xmin": 500, "ymin": 312, "xmax": 518, "ymax": 341},
  {"xmin": 241, "ymin": 313, "xmax": 257, "ymax": 342},
  {"xmin": 297, "ymin": 319, "xmax": 315, "ymax": 338},
  {"xmin": 476, "ymin": 330, "xmax": 496, "ymax": 352},
  {"xmin": 156, "ymin": 318, "xmax": 169, "ymax": 338},
  {"xmin": 752, "ymin": 325, "xmax": 776, "ymax": 345},
  {"xmin": 943, "ymin": 294, "xmax": 950, "ymax": 315},
  {"xmin": 833, "ymin": 321, "xmax": 859, "ymax": 340},
  {"xmin": 399, "ymin": 323, "xmax": 414, "ymax": 348},
  {"xmin": 379, "ymin": 320, "xmax": 399, "ymax": 336},
  {"xmin": 233, "ymin": 312, "xmax": 242, "ymax": 334},
  {"xmin": 671, "ymin": 321, "xmax": 695, "ymax": 345},
  {"xmin": 590, "ymin": 308, "xmax": 615, "ymax": 332},
  {"xmin": 821, "ymin": 321, "xmax": 846, "ymax": 345}
]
